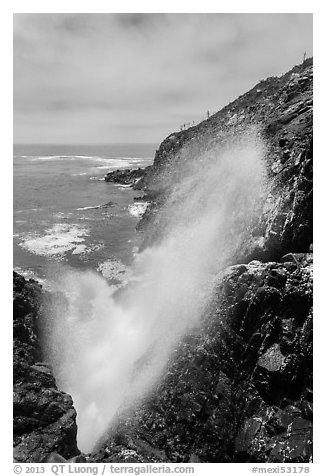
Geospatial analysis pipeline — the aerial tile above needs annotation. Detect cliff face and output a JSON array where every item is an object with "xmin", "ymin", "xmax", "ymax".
[
  {"xmin": 13, "ymin": 272, "xmax": 79, "ymax": 463},
  {"xmin": 90, "ymin": 59, "xmax": 313, "ymax": 463},
  {"xmin": 138, "ymin": 58, "xmax": 312, "ymax": 262}
]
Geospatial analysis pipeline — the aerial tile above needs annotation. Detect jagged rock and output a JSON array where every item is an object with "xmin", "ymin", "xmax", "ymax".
[
  {"xmin": 105, "ymin": 167, "xmax": 150, "ymax": 186},
  {"xmin": 43, "ymin": 452, "xmax": 87, "ymax": 463},
  {"xmin": 91, "ymin": 257, "xmax": 312, "ymax": 463},
  {"xmin": 257, "ymin": 344, "xmax": 286, "ymax": 372},
  {"xmin": 13, "ymin": 272, "xmax": 79, "ymax": 463}
]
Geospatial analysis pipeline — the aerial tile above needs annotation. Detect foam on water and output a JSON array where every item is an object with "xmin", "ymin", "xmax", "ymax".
[
  {"xmin": 20, "ymin": 223, "xmax": 89, "ymax": 258},
  {"xmin": 77, "ymin": 205, "xmax": 102, "ymax": 211},
  {"xmin": 89, "ymin": 176, "xmax": 106, "ymax": 181}
]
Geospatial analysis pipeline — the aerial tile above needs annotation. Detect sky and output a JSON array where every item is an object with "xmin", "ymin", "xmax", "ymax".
[{"xmin": 13, "ymin": 13, "xmax": 313, "ymax": 145}]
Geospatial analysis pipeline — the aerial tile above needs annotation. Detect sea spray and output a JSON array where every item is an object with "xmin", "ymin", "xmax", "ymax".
[{"xmin": 44, "ymin": 129, "xmax": 267, "ymax": 452}]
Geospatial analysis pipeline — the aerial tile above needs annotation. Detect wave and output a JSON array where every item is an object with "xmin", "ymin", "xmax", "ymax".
[
  {"xmin": 114, "ymin": 183, "xmax": 133, "ymax": 189},
  {"xmin": 17, "ymin": 155, "xmax": 150, "ymax": 166},
  {"xmin": 77, "ymin": 205, "xmax": 101, "ymax": 211},
  {"xmin": 77, "ymin": 202, "xmax": 116, "ymax": 211},
  {"xmin": 26, "ymin": 155, "xmax": 104, "ymax": 161}
]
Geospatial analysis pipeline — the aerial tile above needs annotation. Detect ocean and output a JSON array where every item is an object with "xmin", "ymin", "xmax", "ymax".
[{"xmin": 13, "ymin": 143, "xmax": 156, "ymax": 287}]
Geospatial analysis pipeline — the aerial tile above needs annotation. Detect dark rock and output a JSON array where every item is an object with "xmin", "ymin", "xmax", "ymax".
[
  {"xmin": 68, "ymin": 454, "xmax": 87, "ymax": 463},
  {"xmin": 105, "ymin": 167, "xmax": 150, "ymax": 187},
  {"xmin": 43, "ymin": 453, "xmax": 67, "ymax": 463},
  {"xmin": 91, "ymin": 257, "xmax": 312, "ymax": 463},
  {"xmin": 234, "ymin": 418, "xmax": 262, "ymax": 456},
  {"xmin": 281, "ymin": 253, "xmax": 306, "ymax": 264},
  {"xmin": 265, "ymin": 268, "xmax": 287, "ymax": 289},
  {"xmin": 13, "ymin": 272, "xmax": 79, "ymax": 463}
]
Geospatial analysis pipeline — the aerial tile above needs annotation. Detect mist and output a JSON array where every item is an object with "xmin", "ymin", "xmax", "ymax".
[{"xmin": 44, "ymin": 130, "xmax": 267, "ymax": 452}]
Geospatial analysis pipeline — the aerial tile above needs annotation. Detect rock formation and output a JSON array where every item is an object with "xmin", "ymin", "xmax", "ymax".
[
  {"xmin": 13, "ymin": 272, "xmax": 79, "ymax": 463},
  {"xmin": 105, "ymin": 167, "xmax": 150, "ymax": 186},
  {"xmin": 90, "ymin": 254, "xmax": 312, "ymax": 463}
]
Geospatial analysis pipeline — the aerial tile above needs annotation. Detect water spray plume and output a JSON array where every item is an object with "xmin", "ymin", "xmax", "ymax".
[{"xmin": 44, "ymin": 129, "xmax": 267, "ymax": 452}]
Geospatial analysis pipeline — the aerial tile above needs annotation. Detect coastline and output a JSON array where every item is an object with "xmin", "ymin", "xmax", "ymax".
[{"xmin": 13, "ymin": 58, "xmax": 313, "ymax": 463}]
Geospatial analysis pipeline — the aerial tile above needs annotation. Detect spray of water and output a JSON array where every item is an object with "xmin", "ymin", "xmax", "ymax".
[{"xmin": 44, "ymin": 129, "xmax": 267, "ymax": 452}]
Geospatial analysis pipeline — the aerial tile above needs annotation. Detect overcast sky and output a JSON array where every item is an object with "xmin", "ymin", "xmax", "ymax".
[{"xmin": 14, "ymin": 13, "xmax": 312, "ymax": 145}]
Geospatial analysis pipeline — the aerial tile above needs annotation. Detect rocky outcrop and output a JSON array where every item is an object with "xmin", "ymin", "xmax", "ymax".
[
  {"xmin": 13, "ymin": 272, "xmax": 79, "ymax": 463},
  {"xmin": 138, "ymin": 58, "xmax": 312, "ymax": 261},
  {"xmin": 105, "ymin": 167, "xmax": 150, "ymax": 186},
  {"xmin": 90, "ymin": 254, "xmax": 312, "ymax": 463}
]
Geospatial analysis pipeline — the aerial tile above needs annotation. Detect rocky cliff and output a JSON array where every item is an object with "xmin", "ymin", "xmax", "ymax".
[
  {"xmin": 13, "ymin": 272, "xmax": 80, "ymax": 463},
  {"xmin": 90, "ymin": 59, "xmax": 313, "ymax": 463},
  {"xmin": 13, "ymin": 58, "xmax": 313, "ymax": 463},
  {"xmin": 137, "ymin": 58, "xmax": 312, "ymax": 262}
]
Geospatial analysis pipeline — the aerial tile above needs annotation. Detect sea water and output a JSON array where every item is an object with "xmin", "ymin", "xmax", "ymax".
[{"xmin": 13, "ymin": 143, "xmax": 155, "ymax": 287}]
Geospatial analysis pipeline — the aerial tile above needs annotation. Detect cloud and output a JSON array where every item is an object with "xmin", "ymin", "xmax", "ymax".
[{"xmin": 13, "ymin": 13, "xmax": 313, "ymax": 144}]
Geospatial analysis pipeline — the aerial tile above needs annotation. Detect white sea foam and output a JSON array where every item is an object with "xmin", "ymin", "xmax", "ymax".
[
  {"xmin": 115, "ymin": 183, "xmax": 133, "ymax": 189},
  {"xmin": 72, "ymin": 243, "xmax": 104, "ymax": 256},
  {"xmin": 128, "ymin": 202, "xmax": 149, "ymax": 218},
  {"xmin": 53, "ymin": 212, "xmax": 74, "ymax": 220},
  {"xmin": 28, "ymin": 155, "xmax": 103, "ymax": 161},
  {"xmin": 77, "ymin": 202, "xmax": 115, "ymax": 211},
  {"xmin": 20, "ymin": 223, "xmax": 89, "ymax": 258},
  {"xmin": 24, "ymin": 155, "xmax": 146, "ymax": 167},
  {"xmin": 77, "ymin": 205, "xmax": 101, "ymax": 211},
  {"xmin": 71, "ymin": 244, "xmax": 88, "ymax": 255},
  {"xmin": 97, "ymin": 259, "xmax": 132, "ymax": 286}
]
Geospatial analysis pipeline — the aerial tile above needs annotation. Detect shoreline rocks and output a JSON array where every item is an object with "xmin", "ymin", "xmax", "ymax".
[
  {"xmin": 104, "ymin": 167, "xmax": 151, "ymax": 187},
  {"xmin": 13, "ymin": 272, "xmax": 80, "ymax": 463}
]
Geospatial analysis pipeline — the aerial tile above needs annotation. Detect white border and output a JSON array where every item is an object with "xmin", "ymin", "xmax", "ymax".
[{"xmin": 3, "ymin": 3, "xmax": 322, "ymax": 474}]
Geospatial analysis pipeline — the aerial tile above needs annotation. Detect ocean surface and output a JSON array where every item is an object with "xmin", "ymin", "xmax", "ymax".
[{"xmin": 13, "ymin": 144, "xmax": 156, "ymax": 287}]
